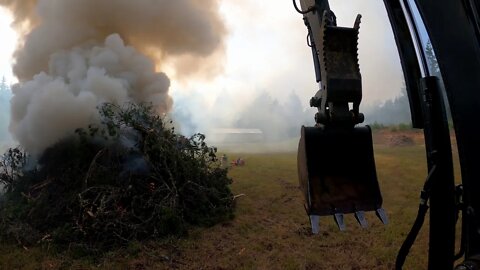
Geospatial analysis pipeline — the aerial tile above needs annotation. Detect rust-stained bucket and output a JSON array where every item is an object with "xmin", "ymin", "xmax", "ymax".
[{"xmin": 298, "ymin": 125, "xmax": 383, "ymax": 220}]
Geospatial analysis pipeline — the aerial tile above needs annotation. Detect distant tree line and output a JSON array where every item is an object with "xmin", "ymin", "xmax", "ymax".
[
  {"xmin": 364, "ymin": 87, "xmax": 412, "ymax": 126},
  {"xmin": 364, "ymin": 40, "xmax": 453, "ymax": 129},
  {"xmin": 227, "ymin": 89, "xmax": 415, "ymax": 140},
  {"xmin": 234, "ymin": 91, "xmax": 314, "ymax": 141}
]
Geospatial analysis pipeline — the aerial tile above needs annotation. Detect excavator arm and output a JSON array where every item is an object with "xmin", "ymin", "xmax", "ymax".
[
  {"xmin": 295, "ymin": 0, "xmax": 480, "ymax": 269},
  {"xmin": 295, "ymin": 0, "xmax": 387, "ymax": 233}
]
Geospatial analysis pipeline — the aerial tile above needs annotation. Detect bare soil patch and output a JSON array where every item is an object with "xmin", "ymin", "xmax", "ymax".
[{"xmin": 372, "ymin": 129, "xmax": 424, "ymax": 146}]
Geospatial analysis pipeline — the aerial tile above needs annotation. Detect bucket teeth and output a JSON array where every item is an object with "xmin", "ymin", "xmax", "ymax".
[
  {"xmin": 355, "ymin": 211, "xmax": 368, "ymax": 228},
  {"xmin": 334, "ymin": 213, "xmax": 346, "ymax": 231},
  {"xmin": 376, "ymin": 208, "xmax": 389, "ymax": 225},
  {"xmin": 310, "ymin": 215, "xmax": 320, "ymax": 234}
]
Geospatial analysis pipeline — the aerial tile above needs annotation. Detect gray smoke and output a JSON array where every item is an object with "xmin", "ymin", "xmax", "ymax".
[
  {"xmin": 10, "ymin": 34, "xmax": 172, "ymax": 154},
  {"xmin": 364, "ymin": 88, "xmax": 412, "ymax": 125},
  {"xmin": 0, "ymin": 79, "xmax": 12, "ymax": 151},
  {"xmin": 1, "ymin": 0, "xmax": 226, "ymax": 81},
  {"xmin": 1, "ymin": 0, "xmax": 226, "ymax": 155},
  {"xmin": 0, "ymin": 0, "xmax": 37, "ymax": 29}
]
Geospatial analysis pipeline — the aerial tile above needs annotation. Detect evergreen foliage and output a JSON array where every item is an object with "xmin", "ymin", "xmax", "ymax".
[
  {"xmin": 365, "ymin": 88, "xmax": 412, "ymax": 126},
  {"xmin": 0, "ymin": 103, "xmax": 234, "ymax": 252},
  {"xmin": 235, "ymin": 91, "xmax": 313, "ymax": 141}
]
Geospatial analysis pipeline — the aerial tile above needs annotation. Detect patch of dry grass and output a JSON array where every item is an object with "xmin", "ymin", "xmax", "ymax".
[{"xmin": 0, "ymin": 131, "xmax": 463, "ymax": 269}]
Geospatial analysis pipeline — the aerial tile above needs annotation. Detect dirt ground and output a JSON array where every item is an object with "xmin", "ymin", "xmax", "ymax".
[{"xmin": 372, "ymin": 129, "xmax": 424, "ymax": 146}]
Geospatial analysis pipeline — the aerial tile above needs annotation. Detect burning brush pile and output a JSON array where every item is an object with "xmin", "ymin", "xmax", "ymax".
[
  {"xmin": 0, "ymin": 102, "xmax": 234, "ymax": 249},
  {"xmin": 0, "ymin": 0, "xmax": 233, "ymax": 250}
]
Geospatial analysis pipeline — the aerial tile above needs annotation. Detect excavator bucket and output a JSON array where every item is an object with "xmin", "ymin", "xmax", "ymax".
[{"xmin": 298, "ymin": 125, "xmax": 386, "ymax": 233}]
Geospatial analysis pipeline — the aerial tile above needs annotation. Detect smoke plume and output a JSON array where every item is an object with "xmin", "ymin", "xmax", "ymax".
[{"xmin": 1, "ymin": 0, "xmax": 226, "ymax": 155}]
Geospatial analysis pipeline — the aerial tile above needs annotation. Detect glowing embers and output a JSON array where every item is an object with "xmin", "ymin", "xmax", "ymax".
[{"xmin": 297, "ymin": 125, "xmax": 387, "ymax": 233}]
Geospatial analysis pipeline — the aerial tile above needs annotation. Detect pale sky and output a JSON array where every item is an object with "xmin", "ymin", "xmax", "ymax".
[
  {"xmin": 0, "ymin": 7, "xmax": 17, "ymax": 85},
  {"xmin": 170, "ymin": 0, "xmax": 405, "ymax": 111},
  {"xmin": 0, "ymin": 1, "xmax": 404, "ymax": 107}
]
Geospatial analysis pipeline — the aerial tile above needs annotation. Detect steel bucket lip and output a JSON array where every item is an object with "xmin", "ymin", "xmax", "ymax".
[{"xmin": 298, "ymin": 125, "xmax": 383, "ymax": 217}]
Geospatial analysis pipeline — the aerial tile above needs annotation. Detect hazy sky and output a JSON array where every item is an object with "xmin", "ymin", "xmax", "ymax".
[
  {"xmin": 0, "ymin": 0, "xmax": 404, "ymax": 108},
  {"xmin": 0, "ymin": 7, "xmax": 16, "ymax": 84},
  {"xmin": 169, "ymin": 0, "xmax": 405, "ymax": 111}
]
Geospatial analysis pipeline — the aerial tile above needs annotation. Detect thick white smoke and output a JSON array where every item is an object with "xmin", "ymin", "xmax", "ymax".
[
  {"xmin": 1, "ymin": 0, "xmax": 226, "ymax": 155},
  {"xmin": 0, "ymin": 0, "xmax": 225, "ymax": 81},
  {"xmin": 10, "ymin": 34, "xmax": 171, "ymax": 154}
]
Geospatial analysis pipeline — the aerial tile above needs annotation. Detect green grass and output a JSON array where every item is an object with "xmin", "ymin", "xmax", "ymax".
[{"xmin": 0, "ymin": 142, "xmax": 462, "ymax": 269}]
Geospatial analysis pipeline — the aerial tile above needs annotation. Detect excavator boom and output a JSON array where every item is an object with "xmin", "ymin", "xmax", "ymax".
[{"xmin": 294, "ymin": 0, "xmax": 480, "ymax": 269}]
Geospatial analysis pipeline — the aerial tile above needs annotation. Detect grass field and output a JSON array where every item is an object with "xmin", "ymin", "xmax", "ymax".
[{"xmin": 0, "ymin": 130, "xmax": 463, "ymax": 269}]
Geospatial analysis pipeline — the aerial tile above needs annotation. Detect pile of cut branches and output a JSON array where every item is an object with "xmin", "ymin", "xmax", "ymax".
[{"xmin": 0, "ymin": 103, "xmax": 234, "ymax": 251}]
